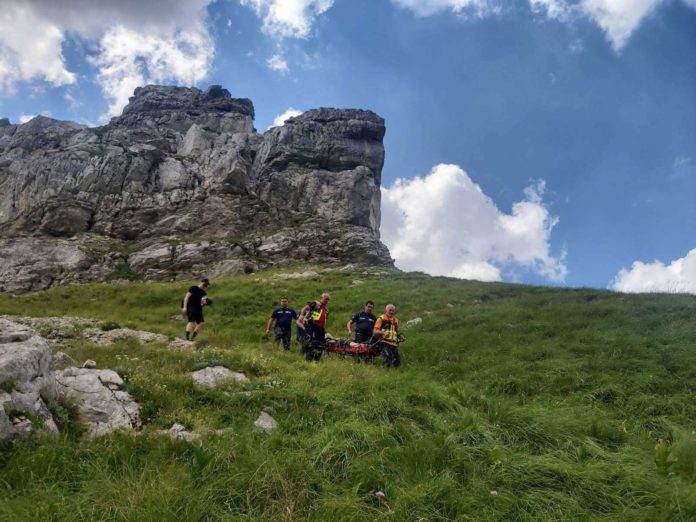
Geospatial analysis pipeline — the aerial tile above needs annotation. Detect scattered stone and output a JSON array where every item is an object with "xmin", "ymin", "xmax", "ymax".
[
  {"xmin": 83, "ymin": 327, "xmax": 169, "ymax": 346},
  {"xmin": 214, "ymin": 427, "xmax": 234, "ymax": 436},
  {"xmin": 168, "ymin": 338, "xmax": 197, "ymax": 350},
  {"xmin": 170, "ymin": 314, "xmax": 185, "ymax": 322},
  {"xmin": 51, "ymin": 352, "xmax": 75, "ymax": 371},
  {"xmin": 192, "ymin": 366, "xmax": 249, "ymax": 388},
  {"xmin": 404, "ymin": 317, "xmax": 423, "ymax": 328},
  {"xmin": 273, "ymin": 270, "xmax": 319, "ymax": 280},
  {"xmin": 159, "ymin": 423, "xmax": 201, "ymax": 442},
  {"xmin": 55, "ymin": 367, "xmax": 141, "ymax": 438},
  {"xmin": 254, "ymin": 411, "xmax": 278, "ymax": 432},
  {"xmin": 340, "ymin": 264, "xmax": 357, "ymax": 272},
  {"xmin": 82, "ymin": 359, "xmax": 97, "ymax": 369},
  {"xmin": 351, "ymin": 279, "xmax": 364, "ymax": 285},
  {"xmin": 446, "ymin": 303, "xmax": 454, "ymax": 308}
]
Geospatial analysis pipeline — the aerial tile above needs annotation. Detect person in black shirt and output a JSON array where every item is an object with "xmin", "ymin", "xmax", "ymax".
[
  {"xmin": 182, "ymin": 277, "xmax": 210, "ymax": 340},
  {"xmin": 346, "ymin": 300, "xmax": 377, "ymax": 343},
  {"xmin": 265, "ymin": 297, "xmax": 298, "ymax": 350}
]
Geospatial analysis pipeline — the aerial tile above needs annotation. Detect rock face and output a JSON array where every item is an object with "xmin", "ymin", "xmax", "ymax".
[
  {"xmin": 0, "ymin": 318, "xmax": 58, "ymax": 440},
  {"xmin": 0, "ymin": 85, "xmax": 392, "ymax": 292}
]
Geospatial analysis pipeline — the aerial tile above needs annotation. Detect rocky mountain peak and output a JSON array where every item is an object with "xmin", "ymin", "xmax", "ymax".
[
  {"xmin": 0, "ymin": 84, "xmax": 392, "ymax": 292},
  {"xmin": 120, "ymin": 84, "xmax": 254, "ymax": 119}
]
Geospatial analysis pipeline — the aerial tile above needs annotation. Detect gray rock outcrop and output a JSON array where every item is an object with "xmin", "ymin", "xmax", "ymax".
[
  {"xmin": 0, "ymin": 318, "xmax": 58, "ymax": 440},
  {"xmin": 191, "ymin": 366, "xmax": 249, "ymax": 388},
  {"xmin": 55, "ymin": 367, "xmax": 141, "ymax": 438},
  {"xmin": 0, "ymin": 85, "xmax": 393, "ymax": 291}
]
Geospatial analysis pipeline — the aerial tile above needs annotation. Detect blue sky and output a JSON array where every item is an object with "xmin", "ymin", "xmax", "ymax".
[{"xmin": 1, "ymin": 0, "xmax": 695, "ymax": 292}]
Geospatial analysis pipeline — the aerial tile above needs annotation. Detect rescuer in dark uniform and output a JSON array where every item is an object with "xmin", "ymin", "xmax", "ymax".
[{"xmin": 346, "ymin": 300, "xmax": 377, "ymax": 343}]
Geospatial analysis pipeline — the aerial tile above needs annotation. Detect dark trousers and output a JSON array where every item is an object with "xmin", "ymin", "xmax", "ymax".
[
  {"xmin": 303, "ymin": 322, "xmax": 325, "ymax": 361},
  {"xmin": 355, "ymin": 330, "xmax": 376, "ymax": 344},
  {"xmin": 274, "ymin": 325, "xmax": 292, "ymax": 350},
  {"xmin": 379, "ymin": 342, "xmax": 401, "ymax": 368}
]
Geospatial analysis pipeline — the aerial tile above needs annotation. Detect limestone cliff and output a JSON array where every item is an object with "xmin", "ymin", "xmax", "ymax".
[{"xmin": 0, "ymin": 85, "xmax": 392, "ymax": 292}]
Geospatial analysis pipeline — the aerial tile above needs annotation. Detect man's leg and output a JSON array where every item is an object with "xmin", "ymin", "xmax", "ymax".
[
  {"xmin": 192, "ymin": 321, "xmax": 204, "ymax": 339},
  {"xmin": 274, "ymin": 326, "xmax": 283, "ymax": 346},
  {"xmin": 282, "ymin": 327, "xmax": 291, "ymax": 350},
  {"xmin": 380, "ymin": 343, "xmax": 394, "ymax": 367},
  {"xmin": 392, "ymin": 347, "xmax": 401, "ymax": 368},
  {"xmin": 185, "ymin": 321, "xmax": 195, "ymax": 340}
]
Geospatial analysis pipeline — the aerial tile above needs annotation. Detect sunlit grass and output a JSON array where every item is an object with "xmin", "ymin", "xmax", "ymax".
[{"xmin": 1, "ymin": 266, "xmax": 695, "ymax": 520}]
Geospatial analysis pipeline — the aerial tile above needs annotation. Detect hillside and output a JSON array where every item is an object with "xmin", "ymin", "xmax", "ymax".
[{"xmin": 1, "ymin": 266, "xmax": 696, "ymax": 521}]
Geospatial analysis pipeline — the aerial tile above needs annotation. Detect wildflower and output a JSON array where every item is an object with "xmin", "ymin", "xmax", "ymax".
[
  {"xmin": 490, "ymin": 490, "xmax": 498, "ymax": 497},
  {"xmin": 375, "ymin": 491, "xmax": 386, "ymax": 498}
]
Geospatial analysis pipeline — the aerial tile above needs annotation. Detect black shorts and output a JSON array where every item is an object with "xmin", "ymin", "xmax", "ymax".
[{"xmin": 187, "ymin": 308, "xmax": 204, "ymax": 324}]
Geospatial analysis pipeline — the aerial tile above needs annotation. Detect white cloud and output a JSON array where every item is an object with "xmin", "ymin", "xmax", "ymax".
[
  {"xmin": 268, "ymin": 107, "xmax": 302, "ymax": 129},
  {"xmin": 398, "ymin": 0, "xmax": 696, "ymax": 51},
  {"xmin": 0, "ymin": 4, "xmax": 76, "ymax": 92},
  {"xmin": 390, "ymin": 0, "xmax": 501, "ymax": 17},
  {"xmin": 610, "ymin": 249, "xmax": 696, "ymax": 294},
  {"xmin": 19, "ymin": 114, "xmax": 35, "ymax": 123},
  {"xmin": 92, "ymin": 25, "xmax": 213, "ymax": 118},
  {"xmin": 240, "ymin": 0, "xmax": 334, "ymax": 39},
  {"xmin": 0, "ymin": 1, "xmax": 215, "ymax": 118},
  {"xmin": 381, "ymin": 164, "xmax": 566, "ymax": 282},
  {"xmin": 534, "ymin": 0, "xmax": 665, "ymax": 51},
  {"xmin": 266, "ymin": 54, "xmax": 290, "ymax": 73}
]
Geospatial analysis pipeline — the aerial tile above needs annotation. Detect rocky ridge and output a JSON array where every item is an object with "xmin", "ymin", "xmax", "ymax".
[{"xmin": 0, "ymin": 85, "xmax": 392, "ymax": 292}]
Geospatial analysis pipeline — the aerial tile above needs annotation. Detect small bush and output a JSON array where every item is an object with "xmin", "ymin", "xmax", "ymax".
[
  {"xmin": 46, "ymin": 396, "xmax": 85, "ymax": 440},
  {"xmin": 0, "ymin": 380, "xmax": 17, "ymax": 393},
  {"xmin": 99, "ymin": 321, "xmax": 121, "ymax": 331}
]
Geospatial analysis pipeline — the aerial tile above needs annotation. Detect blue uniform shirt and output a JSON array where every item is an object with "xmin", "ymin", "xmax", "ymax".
[
  {"xmin": 271, "ymin": 307, "xmax": 298, "ymax": 329},
  {"xmin": 351, "ymin": 311, "xmax": 377, "ymax": 337}
]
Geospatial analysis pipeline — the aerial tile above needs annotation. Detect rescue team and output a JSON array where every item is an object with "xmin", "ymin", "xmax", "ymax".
[{"xmin": 183, "ymin": 277, "xmax": 405, "ymax": 367}]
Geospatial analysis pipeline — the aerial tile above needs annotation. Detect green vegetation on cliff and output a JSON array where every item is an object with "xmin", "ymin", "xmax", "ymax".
[{"xmin": 1, "ymin": 267, "xmax": 696, "ymax": 521}]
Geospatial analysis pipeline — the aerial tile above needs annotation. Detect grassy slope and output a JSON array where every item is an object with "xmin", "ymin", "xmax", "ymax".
[{"xmin": 1, "ymin": 266, "xmax": 696, "ymax": 521}]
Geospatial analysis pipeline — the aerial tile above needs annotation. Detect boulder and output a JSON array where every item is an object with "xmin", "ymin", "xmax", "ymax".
[
  {"xmin": 0, "ymin": 318, "xmax": 58, "ymax": 440},
  {"xmin": 192, "ymin": 366, "xmax": 249, "ymax": 388},
  {"xmin": 159, "ymin": 422, "xmax": 201, "ymax": 442},
  {"xmin": 254, "ymin": 411, "xmax": 278, "ymax": 432},
  {"xmin": 55, "ymin": 367, "xmax": 141, "ymax": 438},
  {"xmin": 404, "ymin": 317, "xmax": 422, "ymax": 328}
]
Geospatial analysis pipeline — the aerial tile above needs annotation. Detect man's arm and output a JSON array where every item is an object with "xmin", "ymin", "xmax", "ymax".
[
  {"xmin": 182, "ymin": 292, "xmax": 192, "ymax": 312},
  {"xmin": 296, "ymin": 305, "xmax": 309, "ymax": 328},
  {"xmin": 265, "ymin": 314, "xmax": 275, "ymax": 335},
  {"xmin": 346, "ymin": 318, "xmax": 354, "ymax": 335},
  {"xmin": 373, "ymin": 317, "xmax": 384, "ymax": 338}
]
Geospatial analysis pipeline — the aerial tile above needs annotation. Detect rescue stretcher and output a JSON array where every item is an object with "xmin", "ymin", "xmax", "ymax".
[{"xmin": 324, "ymin": 337, "xmax": 382, "ymax": 359}]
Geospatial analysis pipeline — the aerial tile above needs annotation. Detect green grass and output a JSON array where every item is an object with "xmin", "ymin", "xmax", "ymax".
[{"xmin": 1, "ymin": 265, "xmax": 695, "ymax": 520}]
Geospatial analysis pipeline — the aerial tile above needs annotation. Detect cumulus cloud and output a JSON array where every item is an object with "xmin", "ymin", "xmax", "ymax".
[
  {"xmin": 92, "ymin": 25, "xmax": 213, "ymax": 118},
  {"xmin": 531, "ymin": 0, "xmax": 665, "ymax": 51},
  {"xmin": 266, "ymin": 54, "xmax": 290, "ymax": 73},
  {"xmin": 0, "ymin": 0, "xmax": 214, "ymax": 118},
  {"xmin": 610, "ymin": 249, "xmax": 696, "ymax": 294},
  {"xmin": 268, "ymin": 107, "xmax": 302, "ymax": 129},
  {"xmin": 397, "ymin": 0, "xmax": 696, "ymax": 51},
  {"xmin": 240, "ymin": 0, "xmax": 334, "ymax": 38},
  {"xmin": 381, "ymin": 164, "xmax": 566, "ymax": 282},
  {"xmin": 390, "ymin": 0, "xmax": 502, "ymax": 17}
]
